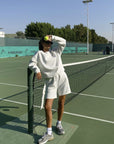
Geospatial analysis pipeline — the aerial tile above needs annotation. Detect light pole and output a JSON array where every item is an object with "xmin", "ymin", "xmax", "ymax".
[
  {"xmin": 83, "ymin": 0, "xmax": 93, "ymax": 54},
  {"xmin": 110, "ymin": 23, "xmax": 114, "ymax": 53}
]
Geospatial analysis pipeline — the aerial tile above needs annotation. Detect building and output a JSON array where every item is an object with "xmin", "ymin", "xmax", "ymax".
[{"xmin": 0, "ymin": 31, "xmax": 5, "ymax": 37}]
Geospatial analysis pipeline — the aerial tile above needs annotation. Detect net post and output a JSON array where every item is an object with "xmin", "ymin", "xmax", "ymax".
[{"xmin": 27, "ymin": 67, "xmax": 34, "ymax": 134}]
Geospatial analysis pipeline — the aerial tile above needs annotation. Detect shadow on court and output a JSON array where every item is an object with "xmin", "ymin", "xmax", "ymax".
[
  {"xmin": 0, "ymin": 90, "xmax": 28, "ymax": 134},
  {"xmin": 0, "ymin": 107, "xmax": 28, "ymax": 134}
]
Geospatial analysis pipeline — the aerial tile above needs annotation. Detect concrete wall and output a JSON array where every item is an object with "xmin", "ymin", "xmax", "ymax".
[{"xmin": 0, "ymin": 31, "xmax": 5, "ymax": 38}]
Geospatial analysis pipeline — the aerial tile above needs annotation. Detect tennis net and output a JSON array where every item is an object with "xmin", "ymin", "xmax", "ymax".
[{"xmin": 27, "ymin": 55, "xmax": 114, "ymax": 133}]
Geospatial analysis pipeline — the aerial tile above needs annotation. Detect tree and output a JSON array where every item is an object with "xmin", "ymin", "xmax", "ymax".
[
  {"xmin": 90, "ymin": 29, "xmax": 97, "ymax": 44},
  {"xmin": 72, "ymin": 24, "xmax": 88, "ymax": 42},
  {"xmin": 64, "ymin": 25, "xmax": 74, "ymax": 41},
  {"xmin": 24, "ymin": 22, "xmax": 108, "ymax": 44},
  {"xmin": 25, "ymin": 22, "xmax": 54, "ymax": 38},
  {"xmin": 97, "ymin": 35, "xmax": 108, "ymax": 44},
  {"xmin": 16, "ymin": 31, "xmax": 25, "ymax": 38}
]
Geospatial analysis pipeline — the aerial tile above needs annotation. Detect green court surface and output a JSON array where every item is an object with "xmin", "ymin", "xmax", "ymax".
[{"xmin": 0, "ymin": 55, "xmax": 114, "ymax": 144}]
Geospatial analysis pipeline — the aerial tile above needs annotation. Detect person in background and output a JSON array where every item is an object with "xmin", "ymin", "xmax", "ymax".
[{"xmin": 106, "ymin": 46, "xmax": 110, "ymax": 55}]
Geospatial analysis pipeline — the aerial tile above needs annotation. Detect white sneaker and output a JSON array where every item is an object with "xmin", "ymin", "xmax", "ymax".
[
  {"xmin": 38, "ymin": 132, "xmax": 54, "ymax": 144},
  {"xmin": 56, "ymin": 123, "xmax": 65, "ymax": 135}
]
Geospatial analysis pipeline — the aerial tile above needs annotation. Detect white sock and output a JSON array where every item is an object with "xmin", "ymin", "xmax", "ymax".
[
  {"xmin": 47, "ymin": 128, "xmax": 52, "ymax": 135},
  {"xmin": 57, "ymin": 120, "xmax": 61, "ymax": 124}
]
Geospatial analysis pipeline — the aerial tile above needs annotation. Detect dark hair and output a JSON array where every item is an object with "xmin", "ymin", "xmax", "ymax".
[{"xmin": 39, "ymin": 40, "xmax": 43, "ymax": 51}]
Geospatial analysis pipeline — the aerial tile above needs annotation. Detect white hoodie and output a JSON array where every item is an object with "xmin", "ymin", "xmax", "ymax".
[{"xmin": 29, "ymin": 35, "xmax": 66, "ymax": 78}]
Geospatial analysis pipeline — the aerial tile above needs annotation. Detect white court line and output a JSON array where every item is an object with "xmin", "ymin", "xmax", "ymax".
[
  {"xmin": 80, "ymin": 93, "xmax": 114, "ymax": 100},
  {"xmin": 0, "ymin": 98, "xmax": 28, "ymax": 106},
  {"xmin": 0, "ymin": 82, "xmax": 27, "ymax": 88},
  {"xmin": 1, "ymin": 82, "xmax": 114, "ymax": 101},
  {"xmin": 106, "ymin": 73, "xmax": 114, "ymax": 75},
  {"xmin": 0, "ymin": 97, "xmax": 114, "ymax": 124},
  {"xmin": 63, "ymin": 111, "xmax": 114, "ymax": 124},
  {"xmin": 72, "ymin": 92, "xmax": 114, "ymax": 100}
]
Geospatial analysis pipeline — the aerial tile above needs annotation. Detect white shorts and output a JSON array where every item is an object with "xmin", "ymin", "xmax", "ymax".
[{"xmin": 44, "ymin": 72, "xmax": 71, "ymax": 99}]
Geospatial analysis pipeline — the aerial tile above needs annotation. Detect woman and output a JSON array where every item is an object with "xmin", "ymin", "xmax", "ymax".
[{"xmin": 29, "ymin": 35, "xmax": 71, "ymax": 144}]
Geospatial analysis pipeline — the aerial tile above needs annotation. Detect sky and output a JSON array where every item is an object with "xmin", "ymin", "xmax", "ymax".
[{"xmin": 0, "ymin": 0, "xmax": 114, "ymax": 41}]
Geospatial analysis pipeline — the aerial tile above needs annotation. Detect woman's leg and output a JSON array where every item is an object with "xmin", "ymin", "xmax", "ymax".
[
  {"xmin": 58, "ymin": 95, "xmax": 66, "ymax": 121},
  {"xmin": 45, "ymin": 99, "xmax": 54, "ymax": 128}
]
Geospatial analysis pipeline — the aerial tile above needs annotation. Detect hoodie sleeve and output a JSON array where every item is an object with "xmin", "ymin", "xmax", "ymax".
[
  {"xmin": 28, "ymin": 52, "xmax": 40, "ymax": 74},
  {"xmin": 52, "ymin": 35, "xmax": 66, "ymax": 54}
]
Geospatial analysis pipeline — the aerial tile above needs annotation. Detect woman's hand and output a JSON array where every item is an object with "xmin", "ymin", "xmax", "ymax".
[
  {"xmin": 36, "ymin": 72, "xmax": 42, "ymax": 80},
  {"xmin": 46, "ymin": 35, "xmax": 52, "ymax": 42}
]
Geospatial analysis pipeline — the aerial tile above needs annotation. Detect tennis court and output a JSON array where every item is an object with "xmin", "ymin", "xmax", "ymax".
[{"xmin": 0, "ymin": 54, "xmax": 114, "ymax": 144}]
